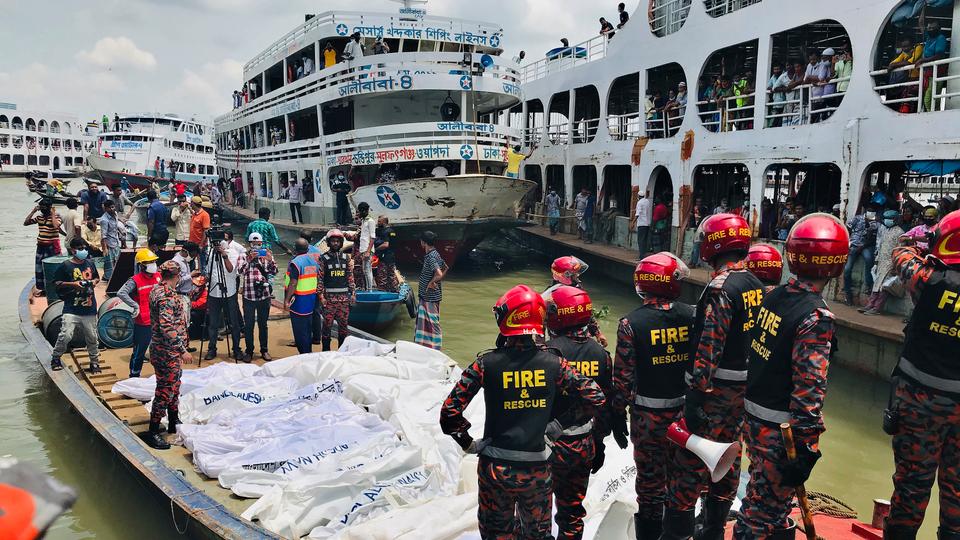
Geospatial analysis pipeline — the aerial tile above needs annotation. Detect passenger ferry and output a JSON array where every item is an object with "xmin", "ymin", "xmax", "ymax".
[
  {"xmin": 86, "ymin": 113, "xmax": 218, "ymax": 190},
  {"xmin": 214, "ymin": 5, "xmax": 531, "ymax": 264},
  {"xmin": 0, "ymin": 102, "xmax": 94, "ymax": 177},
  {"xmin": 516, "ymin": 0, "xmax": 960, "ymax": 263}
]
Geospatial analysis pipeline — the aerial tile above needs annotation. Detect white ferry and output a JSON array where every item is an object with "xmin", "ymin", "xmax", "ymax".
[
  {"xmin": 515, "ymin": 0, "xmax": 960, "ymax": 256},
  {"xmin": 0, "ymin": 102, "xmax": 94, "ymax": 177},
  {"xmin": 86, "ymin": 113, "xmax": 218, "ymax": 190},
  {"xmin": 214, "ymin": 5, "xmax": 531, "ymax": 264}
]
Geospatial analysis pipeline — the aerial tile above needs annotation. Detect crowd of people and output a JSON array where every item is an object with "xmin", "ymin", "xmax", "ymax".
[{"xmin": 881, "ymin": 19, "xmax": 949, "ymax": 113}]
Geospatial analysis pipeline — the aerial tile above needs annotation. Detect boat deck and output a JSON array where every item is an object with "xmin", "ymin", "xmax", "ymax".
[{"xmin": 25, "ymin": 286, "xmax": 348, "ymax": 535}]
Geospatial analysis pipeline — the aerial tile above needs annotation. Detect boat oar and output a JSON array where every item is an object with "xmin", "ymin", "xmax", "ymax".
[{"xmin": 780, "ymin": 423, "xmax": 817, "ymax": 540}]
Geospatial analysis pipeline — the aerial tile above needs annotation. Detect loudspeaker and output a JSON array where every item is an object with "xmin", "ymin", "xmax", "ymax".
[{"xmin": 666, "ymin": 419, "xmax": 740, "ymax": 483}]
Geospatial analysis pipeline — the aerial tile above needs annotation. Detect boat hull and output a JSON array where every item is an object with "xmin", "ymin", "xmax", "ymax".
[{"xmin": 348, "ymin": 283, "xmax": 414, "ymax": 330}]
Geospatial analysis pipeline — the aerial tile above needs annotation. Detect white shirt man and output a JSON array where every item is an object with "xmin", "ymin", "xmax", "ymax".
[
  {"xmin": 431, "ymin": 165, "xmax": 449, "ymax": 179},
  {"xmin": 358, "ymin": 216, "xmax": 377, "ymax": 254},
  {"xmin": 343, "ymin": 38, "xmax": 364, "ymax": 62},
  {"xmin": 303, "ymin": 57, "xmax": 314, "ymax": 76},
  {"xmin": 635, "ymin": 195, "xmax": 652, "ymax": 227},
  {"xmin": 206, "ymin": 242, "xmax": 240, "ymax": 299},
  {"xmin": 287, "ymin": 181, "xmax": 302, "ymax": 203}
]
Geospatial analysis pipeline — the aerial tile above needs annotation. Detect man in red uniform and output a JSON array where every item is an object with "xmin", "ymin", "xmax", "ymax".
[
  {"xmin": 885, "ymin": 209, "xmax": 960, "ymax": 540},
  {"xmin": 440, "ymin": 285, "xmax": 605, "ymax": 540},
  {"xmin": 548, "ymin": 256, "xmax": 607, "ymax": 346},
  {"xmin": 664, "ymin": 213, "xmax": 764, "ymax": 540},
  {"xmin": 613, "ymin": 252, "xmax": 695, "ymax": 540},
  {"xmin": 734, "ymin": 213, "xmax": 849, "ymax": 538},
  {"xmin": 746, "ymin": 243, "xmax": 783, "ymax": 292},
  {"xmin": 544, "ymin": 285, "xmax": 623, "ymax": 540}
]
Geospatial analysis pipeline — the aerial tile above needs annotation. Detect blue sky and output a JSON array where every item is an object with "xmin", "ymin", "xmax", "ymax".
[{"xmin": 0, "ymin": 0, "xmax": 616, "ymax": 123}]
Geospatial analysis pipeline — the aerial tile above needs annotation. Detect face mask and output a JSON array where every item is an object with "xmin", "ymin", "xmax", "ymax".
[
  {"xmin": 865, "ymin": 211, "xmax": 876, "ymax": 220},
  {"xmin": 75, "ymin": 250, "xmax": 89, "ymax": 260},
  {"xmin": 145, "ymin": 263, "xmax": 158, "ymax": 273},
  {"xmin": 883, "ymin": 219, "xmax": 895, "ymax": 227},
  {"xmin": 924, "ymin": 218, "xmax": 936, "ymax": 225},
  {"xmin": 184, "ymin": 255, "xmax": 193, "ymax": 262}
]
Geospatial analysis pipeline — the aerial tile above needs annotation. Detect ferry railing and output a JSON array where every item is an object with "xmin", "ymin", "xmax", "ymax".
[
  {"xmin": 0, "ymin": 136, "xmax": 7, "ymax": 147},
  {"xmin": 761, "ymin": 77, "xmax": 849, "ymax": 127},
  {"xmin": 606, "ymin": 112, "xmax": 643, "ymax": 140},
  {"xmin": 519, "ymin": 34, "xmax": 608, "ymax": 84},
  {"xmin": 323, "ymin": 129, "xmax": 517, "ymax": 157},
  {"xmin": 522, "ymin": 126, "xmax": 544, "ymax": 147},
  {"xmin": 222, "ymin": 52, "xmax": 521, "ymax": 127},
  {"xmin": 13, "ymin": 137, "xmax": 23, "ymax": 149},
  {"xmin": 545, "ymin": 123, "xmax": 569, "ymax": 145},
  {"xmin": 697, "ymin": 92, "xmax": 756, "ymax": 132},
  {"xmin": 870, "ymin": 56, "xmax": 960, "ymax": 113},
  {"xmin": 649, "ymin": 0, "xmax": 692, "ymax": 37},
  {"xmin": 12, "ymin": 123, "xmax": 23, "ymax": 130},
  {"xmin": 644, "ymin": 110, "xmax": 684, "ymax": 138},
  {"xmin": 573, "ymin": 118, "xmax": 600, "ymax": 144},
  {"xmin": 703, "ymin": 0, "xmax": 762, "ymax": 17}
]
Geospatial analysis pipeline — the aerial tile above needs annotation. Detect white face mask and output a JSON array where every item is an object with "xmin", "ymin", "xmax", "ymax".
[{"xmin": 145, "ymin": 263, "xmax": 158, "ymax": 273}]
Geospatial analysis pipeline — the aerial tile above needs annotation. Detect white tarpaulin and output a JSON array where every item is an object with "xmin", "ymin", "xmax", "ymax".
[{"xmin": 110, "ymin": 362, "xmax": 260, "ymax": 401}]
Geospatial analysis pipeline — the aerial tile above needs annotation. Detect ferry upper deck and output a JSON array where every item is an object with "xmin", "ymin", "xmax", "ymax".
[{"xmin": 0, "ymin": 103, "xmax": 91, "ymax": 174}]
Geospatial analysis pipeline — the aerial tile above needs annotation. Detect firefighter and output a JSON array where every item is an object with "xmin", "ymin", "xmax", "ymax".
[
  {"xmin": 439, "ymin": 284, "xmax": 605, "ymax": 540},
  {"xmin": 318, "ymin": 229, "xmax": 355, "ymax": 351},
  {"xmin": 611, "ymin": 252, "xmax": 695, "ymax": 540},
  {"xmin": 745, "ymin": 243, "xmax": 783, "ymax": 292},
  {"xmin": 664, "ymin": 213, "xmax": 764, "ymax": 540},
  {"xmin": 885, "ymin": 209, "xmax": 960, "ymax": 540},
  {"xmin": 544, "ymin": 285, "xmax": 623, "ymax": 540},
  {"xmin": 548, "ymin": 255, "xmax": 608, "ymax": 346},
  {"xmin": 733, "ymin": 214, "xmax": 848, "ymax": 538}
]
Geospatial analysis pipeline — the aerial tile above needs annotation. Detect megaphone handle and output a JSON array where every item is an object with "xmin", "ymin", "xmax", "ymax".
[{"xmin": 780, "ymin": 423, "xmax": 818, "ymax": 540}]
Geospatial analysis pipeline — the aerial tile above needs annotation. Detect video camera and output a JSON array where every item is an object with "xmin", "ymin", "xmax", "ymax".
[{"xmin": 205, "ymin": 224, "xmax": 227, "ymax": 242}]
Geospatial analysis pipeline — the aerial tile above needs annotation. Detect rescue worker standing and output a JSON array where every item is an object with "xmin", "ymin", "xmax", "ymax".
[
  {"xmin": 116, "ymin": 248, "xmax": 161, "ymax": 378},
  {"xmin": 145, "ymin": 261, "xmax": 192, "ymax": 450},
  {"xmin": 439, "ymin": 285, "xmax": 605, "ymax": 540},
  {"xmin": 885, "ymin": 209, "xmax": 960, "ymax": 540},
  {"xmin": 734, "ymin": 214, "xmax": 849, "ymax": 538},
  {"xmin": 283, "ymin": 238, "xmax": 320, "ymax": 354},
  {"xmin": 544, "ymin": 285, "xmax": 622, "ymax": 540},
  {"xmin": 318, "ymin": 229, "xmax": 355, "ymax": 351},
  {"xmin": 548, "ymin": 256, "xmax": 608, "ymax": 347},
  {"xmin": 665, "ymin": 213, "xmax": 763, "ymax": 540},
  {"xmin": 612, "ymin": 252, "xmax": 695, "ymax": 540},
  {"xmin": 745, "ymin": 243, "xmax": 783, "ymax": 292}
]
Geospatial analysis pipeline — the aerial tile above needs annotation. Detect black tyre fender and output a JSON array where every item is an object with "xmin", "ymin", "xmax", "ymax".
[{"xmin": 405, "ymin": 287, "xmax": 416, "ymax": 319}]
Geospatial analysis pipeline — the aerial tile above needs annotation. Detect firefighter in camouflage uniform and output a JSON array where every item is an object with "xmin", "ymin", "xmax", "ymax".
[
  {"xmin": 612, "ymin": 252, "xmax": 695, "ymax": 540},
  {"xmin": 145, "ymin": 260, "xmax": 192, "ymax": 450},
  {"xmin": 439, "ymin": 284, "xmax": 605, "ymax": 540},
  {"xmin": 543, "ymin": 285, "xmax": 624, "ymax": 540},
  {"xmin": 318, "ymin": 229, "xmax": 355, "ymax": 351},
  {"xmin": 734, "ymin": 213, "xmax": 849, "ymax": 539},
  {"xmin": 664, "ymin": 213, "xmax": 765, "ymax": 540},
  {"xmin": 885, "ymin": 209, "xmax": 960, "ymax": 540}
]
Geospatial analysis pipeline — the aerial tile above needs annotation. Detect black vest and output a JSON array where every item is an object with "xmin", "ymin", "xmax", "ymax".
[
  {"xmin": 321, "ymin": 251, "xmax": 350, "ymax": 293},
  {"xmin": 626, "ymin": 302, "xmax": 696, "ymax": 404},
  {"xmin": 745, "ymin": 286, "xmax": 826, "ymax": 418},
  {"xmin": 690, "ymin": 269, "xmax": 765, "ymax": 377},
  {"xmin": 546, "ymin": 334, "xmax": 610, "ymax": 428},
  {"xmin": 900, "ymin": 268, "xmax": 960, "ymax": 392},
  {"xmin": 375, "ymin": 226, "xmax": 396, "ymax": 263},
  {"xmin": 480, "ymin": 347, "xmax": 561, "ymax": 463}
]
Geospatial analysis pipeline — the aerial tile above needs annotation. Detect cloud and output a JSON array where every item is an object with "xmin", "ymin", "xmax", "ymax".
[
  {"xmin": 76, "ymin": 37, "xmax": 157, "ymax": 70},
  {"xmin": 170, "ymin": 59, "xmax": 244, "ymax": 121},
  {"xmin": 0, "ymin": 62, "xmax": 125, "ymax": 115}
]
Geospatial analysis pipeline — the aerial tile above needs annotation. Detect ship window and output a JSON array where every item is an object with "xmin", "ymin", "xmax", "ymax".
[
  {"xmin": 419, "ymin": 40, "xmax": 439, "ymax": 52},
  {"xmin": 11, "ymin": 117, "xmax": 22, "ymax": 129},
  {"xmin": 441, "ymin": 41, "xmax": 462, "ymax": 53},
  {"xmin": 767, "ymin": 20, "xmax": 851, "ymax": 127},
  {"xmin": 692, "ymin": 164, "xmax": 751, "ymax": 224},
  {"xmin": 649, "ymin": 0, "xmax": 692, "ymax": 37},
  {"xmin": 289, "ymin": 106, "xmax": 319, "ymax": 142},
  {"xmin": 547, "ymin": 91, "xmax": 570, "ymax": 144},
  {"xmin": 546, "ymin": 165, "xmax": 564, "ymax": 198},
  {"xmin": 264, "ymin": 61, "xmax": 284, "ymax": 93},
  {"xmin": 76, "ymin": 157, "xmax": 84, "ymax": 165},
  {"xmin": 607, "ymin": 73, "xmax": 641, "ymax": 141},
  {"xmin": 646, "ymin": 62, "xmax": 687, "ymax": 138},
  {"xmin": 872, "ymin": 0, "xmax": 955, "ymax": 114},
  {"xmin": 172, "ymin": 141, "xmax": 184, "ymax": 149},
  {"xmin": 185, "ymin": 143, "xmax": 195, "ymax": 151},
  {"xmin": 303, "ymin": 170, "xmax": 315, "ymax": 202},
  {"xmin": 265, "ymin": 115, "xmax": 287, "ymax": 145},
  {"xmin": 525, "ymin": 99, "xmax": 544, "ymax": 147},
  {"xmin": 0, "ymin": 154, "xmax": 8, "ymax": 165},
  {"xmin": 573, "ymin": 85, "xmax": 601, "ymax": 144},
  {"xmin": 38, "ymin": 120, "xmax": 48, "ymax": 132},
  {"xmin": 704, "ymin": 0, "xmax": 762, "ymax": 18},
  {"xmin": 39, "ymin": 155, "xmax": 49, "ymax": 166},
  {"xmin": 13, "ymin": 154, "xmax": 24, "ymax": 165},
  {"xmin": 572, "ymin": 165, "xmax": 598, "ymax": 197},
  {"xmin": 25, "ymin": 118, "xmax": 36, "ymax": 131},
  {"xmin": 28, "ymin": 155, "xmax": 37, "ymax": 166},
  {"xmin": 286, "ymin": 43, "xmax": 316, "ymax": 82},
  {"xmin": 525, "ymin": 165, "xmax": 543, "ymax": 200},
  {"xmin": 760, "ymin": 163, "xmax": 841, "ymax": 240},
  {"xmin": 697, "ymin": 39, "xmax": 758, "ymax": 133},
  {"xmin": 863, "ymin": 161, "xmax": 958, "ymax": 218},
  {"xmin": 321, "ymin": 100, "xmax": 354, "ymax": 136},
  {"xmin": 400, "ymin": 39, "xmax": 419, "ymax": 53},
  {"xmin": 65, "ymin": 157, "xmax": 72, "ymax": 166},
  {"xmin": 603, "ymin": 165, "xmax": 631, "ymax": 212},
  {"xmin": 0, "ymin": 115, "xmax": 7, "ymax": 128}
]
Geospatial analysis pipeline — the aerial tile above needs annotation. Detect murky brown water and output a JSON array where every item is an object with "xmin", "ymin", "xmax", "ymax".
[{"xmin": 1, "ymin": 177, "xmax": 936, "ymax": 538}]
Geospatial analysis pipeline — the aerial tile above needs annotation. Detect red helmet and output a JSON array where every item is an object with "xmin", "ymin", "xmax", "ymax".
[
  {"xmin": 746, "ymin": 244, "xmax": 783, "ymax": 285},
  {"xmin": 697, "ymin": 213, "xmax": 752, "ymax": 263},
  {"xmin": 327, "ymin": 228, "xmax": 345, "ymax": 239},
  {"xmin": 785, "ymin": 213, "xmax": 850, "ymax": 279},
  {"xmin": 930, "ymin": 209, "xmax": 960, "ymax": 267},
  {"xmin": 545, "ymin": 285, "xmax": 593, "ymax": 331},
  {"xmin": 551, "ymin": 256, "xmax": 589, "ymax": 286},
  {"xmin": 494, "ymin": 285, "xmax": 546, "ymax": 337},
  {"xmin": 634, "ymin": 252, "xmax": 689, "ymax": 299}
]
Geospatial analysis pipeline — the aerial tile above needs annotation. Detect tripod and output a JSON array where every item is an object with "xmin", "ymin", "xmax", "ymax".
[{"xmin": 197, "ymin": 244, "xmax": 238, "ymax": 366}]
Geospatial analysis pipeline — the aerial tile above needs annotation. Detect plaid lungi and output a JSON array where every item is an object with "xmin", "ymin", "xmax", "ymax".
[{"xmin": 414, "ymin": 299, "xmax": 442, "ymax": 350}]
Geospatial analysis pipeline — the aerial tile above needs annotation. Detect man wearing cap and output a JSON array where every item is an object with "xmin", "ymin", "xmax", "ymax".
[
  {"xmin": 189, "ymin": 196, "xmax": 211, "ymax": 269},
  {"xmin": 246, "ymin": 207, "xmax": 291, "ymax": 254},
  {"xmin": 170, "ymin": 195, "xmax": 191, "ymax": 246},
  {"xmin": 117, "ymin": 249, "xmax": 161, "ymax": 377},
  {"xmin": 239, "ymin": 233, "xmax": 277, "ymax": 360}
]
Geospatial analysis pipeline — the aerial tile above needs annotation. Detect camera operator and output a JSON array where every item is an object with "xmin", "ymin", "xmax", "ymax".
[
  {"xmin": 238, "ymin": 233, "xmax": 278, "ymax": 361},
  {"xmin": 50, "ymin": 238, "xmax": 101, "ymax": 372},
  {"xmin": 204, "ymin": 238, "xmax": 244, "ymax": 361}
]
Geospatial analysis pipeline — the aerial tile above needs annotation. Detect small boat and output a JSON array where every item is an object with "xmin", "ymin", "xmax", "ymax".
[
  {"xmin": 31, "ymin": 168, "xmax": 77, "ymax": 179},
  {"xmin": 349, "ymin": 283, "xmax": 416, "ymax": 331}
]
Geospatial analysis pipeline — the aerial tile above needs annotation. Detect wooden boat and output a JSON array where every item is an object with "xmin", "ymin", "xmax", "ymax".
[
  {"xmin": 349, "ymin": 283, "xmax": 416, "ymax": 331},
  {"xmin": 17, "ymin": 278, "xmax": 387, "ymax": 540}
]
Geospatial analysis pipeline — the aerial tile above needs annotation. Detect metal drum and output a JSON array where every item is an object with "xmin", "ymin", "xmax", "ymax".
[
  {"xmin": 42, "ymin": 256, "xmax": 69, "ymax": 302},
  {"xmin": 96, "ymin": 297, "xmax": 135, "ymax": 349},
  {"xmin": 39, "ymin": 300, "xmax": 84, "ymax": 348}
]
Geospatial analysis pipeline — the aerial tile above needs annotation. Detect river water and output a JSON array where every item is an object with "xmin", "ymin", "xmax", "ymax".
[{"xmin": 0, "ymin": 177, "xmax": 937, "ymax": 538}]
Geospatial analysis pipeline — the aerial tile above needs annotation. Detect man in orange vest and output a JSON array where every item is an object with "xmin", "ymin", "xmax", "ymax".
[{"xmin": 117, "ymin": 248, "xmax": 162, "ymax": 377}]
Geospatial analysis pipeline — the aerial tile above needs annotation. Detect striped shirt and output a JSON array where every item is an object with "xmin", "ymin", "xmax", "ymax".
[
  {"xmin": 418, "ymin": 249, "xmax": 447, "ymax": 302},
  {"xmin": 35, "ymin": 213, "xmax": 59, "ymax": 245}
]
